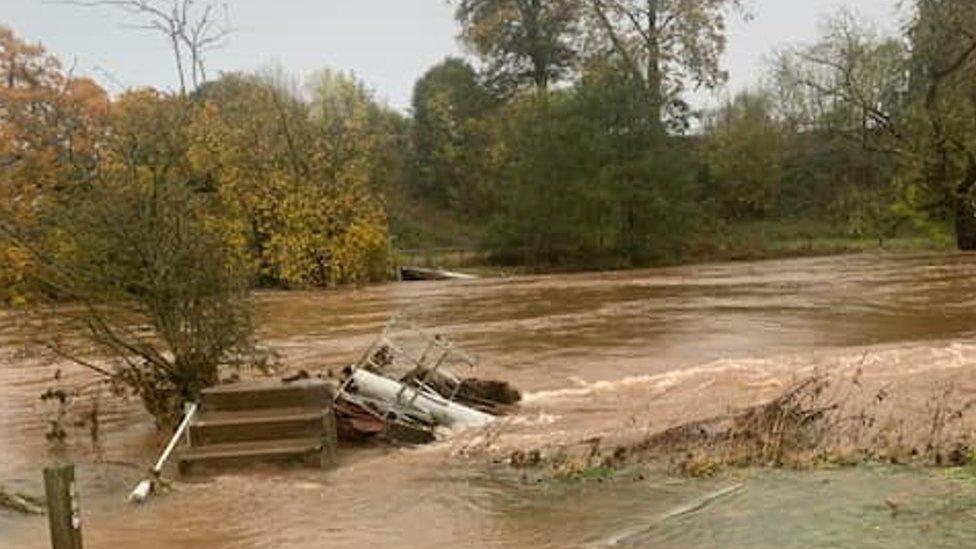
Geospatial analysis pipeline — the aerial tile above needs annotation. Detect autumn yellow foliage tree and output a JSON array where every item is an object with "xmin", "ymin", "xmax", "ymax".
[
  {"xmin": 2, "ymin": 27, "xmax": 392, "ymax": 301},
  {"xmin": 1, "ymin": 25, "xmax": 394, "ymax": 422},
  {"xmin": 13, "ymin": 88, "xmax": 263, "ymax": 422},
  {"xmin": 191, "ymin": 71, "xmax": 391, "ymax": 287},
  {"xmin": 0, "ymin": 26, "xmax": 109, "ymax": 304}
]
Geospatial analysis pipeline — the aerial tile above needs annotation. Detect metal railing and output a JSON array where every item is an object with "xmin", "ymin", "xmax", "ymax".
[{"xmin": 127, "ymin": 402, "xmax": 198, "ymax": 503}]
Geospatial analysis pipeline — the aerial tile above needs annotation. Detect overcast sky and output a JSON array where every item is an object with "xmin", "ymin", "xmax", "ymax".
[{"xmin": 5, "ymin": 0, "xmax": 904, "ymax": 111}]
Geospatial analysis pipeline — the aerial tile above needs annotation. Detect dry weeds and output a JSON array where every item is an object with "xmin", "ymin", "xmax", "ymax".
[{"xmin": 511, "ymin": 369, "xmax": 976, "ymax": 478}]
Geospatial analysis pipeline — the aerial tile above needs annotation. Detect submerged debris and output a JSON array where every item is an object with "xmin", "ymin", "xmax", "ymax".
[
  {"xmin": 334, "ymin": 318, "xmax": 520, "ymax": 444},
  {"xmin": 0, "ymin": 486, "xmax": 45, "ymax": 515},
  {"xmin": 401, "ymin": 367, "xmax": 521, "ymax": 415}
]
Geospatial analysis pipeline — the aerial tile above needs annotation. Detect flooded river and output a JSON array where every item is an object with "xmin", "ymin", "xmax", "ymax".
[{"xmin": 3, "ymin": 252, "xmax": 976, "ymax": 547}]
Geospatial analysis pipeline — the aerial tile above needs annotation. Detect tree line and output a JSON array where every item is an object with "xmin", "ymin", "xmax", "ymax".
[{"xmin": 406, "ymin": 0, "xmax": 976, "ymax": 266}]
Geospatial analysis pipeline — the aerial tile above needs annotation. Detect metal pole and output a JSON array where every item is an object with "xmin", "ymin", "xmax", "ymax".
[{"xmin": 128, "ymin": 402, "xmax": 198, "ymax": 503}]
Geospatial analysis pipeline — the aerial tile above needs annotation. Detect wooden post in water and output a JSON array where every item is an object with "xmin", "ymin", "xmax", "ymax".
[
  {"xmin": 43, "ymin": 463, "xmax": 83, "ymax": 549},
  {"xmin": 321, "ymin": 403, "xmax": 339, "ymax": 468}
]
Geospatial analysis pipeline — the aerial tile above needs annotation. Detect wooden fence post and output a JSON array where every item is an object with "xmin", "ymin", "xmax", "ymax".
[
  {"xmin": 43, "ymin": 463, "xmax": 83, "ymax": 549},
  {"xmin": 321, "ymin": 402, "xmax": 339, "ymax": 468}
]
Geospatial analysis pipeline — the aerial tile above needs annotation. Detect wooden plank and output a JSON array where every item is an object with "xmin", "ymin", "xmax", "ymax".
[
  {"xmin": 200, "ymin": 380, "xmax": 331, "ymax": 412},
  {"xmin": 194, "ymin": 407, "xmax": 324, "ymax": 426},
  {"xmin": 43, "ymin": 463, "xmax": 83, "ymax": 549},
  {"xmin": 178, "ymin": 437, "xmax": 325, "ymax": 475},
  {"xmin": 190, "ymin": 408, "xmax": 324, "ymax": 445},
  {"xmin": 180, "ymin": 437, "xmax": 323, "ymax": 460}
]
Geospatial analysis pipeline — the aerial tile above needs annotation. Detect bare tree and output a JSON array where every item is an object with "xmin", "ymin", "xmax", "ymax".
[
  {"xmin": 769, "ymin": 12, "xmax": 910, "ymax": 151},
  {"xmin": 62, "ymin": 0, "xmax": 230, "ymax": 94},
  {"xmin": 771, "ymin": 5, "xmax": 976, "ymax": 250},
  {"xmin": 586, "ymin": 0, "xmax": 746, "ymax": 129}
]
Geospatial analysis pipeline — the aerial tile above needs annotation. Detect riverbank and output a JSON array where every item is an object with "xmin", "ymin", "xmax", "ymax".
[
  {"xmin": 398, "ymin": 218, "xmax": 953, "ymax": 278},
  {"xmin": 685, "ymin": 218, "xmax": 952, "ymax": 264}
]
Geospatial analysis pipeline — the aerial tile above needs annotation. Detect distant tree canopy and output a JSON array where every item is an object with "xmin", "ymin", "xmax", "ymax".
[
  {"xmin": 454, "ymin": 0, "xmax": 584, "ymax": 93},
  {"xmin": 585, "ymin": 0, "xmax": 745, "ymax": 130},
  {"xmin": 762, "ymin": 6, "xmax": 976, "ymax": 249},
  {"xmin": 0, "ymin": 26, "xmax": 110, "ymax": 304},
  {"xmin": 420, "ymin": 0, "xmax": 976, "ymax": 259},
  {"xmin": 431, "ymin": 0, "xmax": 748, "ymax": 262},
  {"xmin": 410, "ymin": 58, "xmax": 498, "ymax": 215},
  {"xmin": 453, "ymin": 0, "xmax": 744, "ymax": 127},
  {"xmin": 486, "ymin": 71, "xmax": 698, "ymax": 266},
  {"xmin": 704, "ymin": 90, "xmax": 786, "ymax": 219}
]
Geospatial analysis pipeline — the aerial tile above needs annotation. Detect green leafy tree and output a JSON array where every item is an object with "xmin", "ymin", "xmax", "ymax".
[
  {"xmin": 488, "ymin": 70, "xmax": 698, "ymax": 265},
  {"xmin": 705, "ymin": 90, "xmax": 785, "ymax": 219},
  {"xmin": 774, "ymin": 7, "xmax": 976, "ymax": 249},
  {"xmin": 455, "ymin": 0, "xmax": 584, "ymax": 93},
  {"xmin": 411, "ymin": 58, "xmax": 498, "ymax": 215},
  {"xmin": 586, "ymin": 0, "xmax": 746, "ymax": 130},
  {"xmin": 906, "ymin": 0, "xmax": 976, "ymax": 248}
]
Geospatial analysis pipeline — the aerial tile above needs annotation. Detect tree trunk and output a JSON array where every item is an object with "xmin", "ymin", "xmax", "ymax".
[
  {"xmin": 955, "ymin": 197, "xmax": 976, "ymax": 250},
  {"xmin": 646, "ymin": 0, "xmax": 662, "ymax": 123},
  {"xmin": 520, "ymin": 0, "xmax": 549, "ymax": 92},
  {"xmin": 955, "ymin": 169, "xmax": 976, "ymax": 250}
]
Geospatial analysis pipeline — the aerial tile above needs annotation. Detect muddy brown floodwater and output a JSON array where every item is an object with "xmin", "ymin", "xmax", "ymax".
[{"xmin": 3, "ymin": 252, "xmax": 976, "ymax": 548}]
